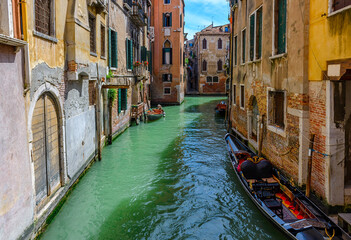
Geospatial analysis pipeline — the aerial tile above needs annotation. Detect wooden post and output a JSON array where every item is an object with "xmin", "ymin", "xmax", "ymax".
[
  {"xmin": 306, "ymin": 134, "xmax": 315, "ymax": 197},
  {"xmin": 108, "ymin": 99, "xmax": 113, "ymax": 145},
  {"xmin": 95, "ymin": 63, "xmax": 102, "ymax": 161},
  {"xmin": 258, "ymin": 115, "xmax": 265, "ymax": 157}
]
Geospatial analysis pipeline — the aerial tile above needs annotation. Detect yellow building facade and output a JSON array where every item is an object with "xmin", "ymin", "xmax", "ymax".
[{"xmin": 309, "ymin": 1, "xmax": 351, "ymax": 205}]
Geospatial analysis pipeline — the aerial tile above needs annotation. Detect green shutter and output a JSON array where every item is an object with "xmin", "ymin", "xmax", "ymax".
[
  {"xmin": 148, "ymin": 50, "xmax": 152, "ymax": 72},
  {"xmin": 257, "ymin": 8, "xmax": 262, "ymax": 59},
  {"xmin": 118, "ymin": 89, "xmax": 122, "ymax": 113},
  {"xmin": 242, "ymin": 30, "xmax": 246, "ymax": 63},
  {"xmin": 170, "ymin": 13, "xmax": 172, "ymax": 26},
  {"xmin": 278, "ymin": 0, "xmax": 287, "ymax": 54},
  {"xmin": 111, "ymin": 31, "xmax": 117, "ymax": 68},
  {"xmin": 108, "ymin": 29, "xmax": 112, "ymax": 68},
  {"xmin": 121, "ymin": 89, "xmax": 127, "ymax": 110},
  {"xmin": 141, "ymin": 46, "xmax": 147, "ymax": 62},
  {"xmin": 115, "ymin": 31, "xmax": 118, "ymax": 68},
  {"xmin": 129, "ymin": 39, "xmax": 133, "ymax": 70},
  {"xmin": 250, "ymin": 14, "xmax": 255, "ymax": 61}
]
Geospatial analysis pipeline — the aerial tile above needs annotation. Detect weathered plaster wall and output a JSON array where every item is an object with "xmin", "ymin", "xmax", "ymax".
[
  {"xmin": 66, "ymin": 107, "xmax": 97, "ymax": 178},
  {"xmin": 0, "ymin": 44, "xmax": 33, "ymax": 240}
]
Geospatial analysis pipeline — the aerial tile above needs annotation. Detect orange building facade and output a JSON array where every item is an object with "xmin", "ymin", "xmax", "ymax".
[{"xmin": 151, "ymin": 0, "xmax": 185, "ymax": 105}]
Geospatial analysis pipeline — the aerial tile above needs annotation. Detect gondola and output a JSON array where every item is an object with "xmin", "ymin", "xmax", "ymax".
[
  {"xmin": 225, "ymin": 133, "xmax": 350, "ymax": 240},
  {"xmin": 146, "ymin": 108, "xmax": 165, "ymax": 121}
]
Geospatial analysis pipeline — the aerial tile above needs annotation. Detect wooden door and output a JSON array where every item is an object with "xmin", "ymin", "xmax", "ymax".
[{"xmin": 32, "ymin": 94, "xmax": 61, "ymax": 207}]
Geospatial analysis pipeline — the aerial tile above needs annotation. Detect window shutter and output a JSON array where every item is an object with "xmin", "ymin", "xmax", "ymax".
[
  {"xmin": 242, "ymin": 30, "xmax": 246, "ymax": 63},
  {"xmin": 170, "ymin": 48, "xmax": 172, "ymax": 64},
  {"xmin": 111, "ymin": 31, "xmax": 118, "ymax": 68},
  {"xmin": 170, "ymin": 13, "xmax": 172, "ymax": 26},
  {"xmin": 121, "ymin": 89, "xmax": 127, "ymax": 111},
  {"xmin": 163, "ymin": 13, "xmax": 165, "ymax": 27},
  {"xmin": 141, "ymin": 46, "xmax": 147, "ymax": 61},
  {"xmin": 148, "ymin": 50, "xmax": 153, "ymax": 72},
  {"xmin": 129, "ymin": 39, "xmax": 133, "ymax": 70},
  {"xmin": 250, "ymin": 14, "xmax": 255, "ymax": 61},
  {"xmin": 115, "ymin": 31, "xmax": 118, "ymax": 68},
  {"xmin": 278, "ymin": 0, "xmax": 287, "ymax": 54},
  {"xmin": 108, "ymin": 29, "xmax": 112, "ymax": 68},
  {"xmin": 257, "ymin": 9, "xmax": 262, "ymax": 59},
  {"xmin": 126, "ymin": 38, "xmax": 129, "ymax": 69},
  {"xmin": 234, "ymin": 37, "xmax": 237, "ymax": 65},
  {"xmin": 118, "ymin": 89, "xmax": 122, "ymax": 113},
  {"xmin": 162, "ymin": 48, "xmax": 165, "ymax": 64}
]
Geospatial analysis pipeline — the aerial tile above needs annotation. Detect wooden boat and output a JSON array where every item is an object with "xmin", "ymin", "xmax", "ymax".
[
  {"xmin": 225, "ymin": 133, "xmax": 350, "ymax": 240},
  {"xmin": 215, "ymin": 101, "xmax": 226, "ymax": 115},
  {"xmin": 146, "ymin": 108, "xmax": 165, "ymax": 121}
]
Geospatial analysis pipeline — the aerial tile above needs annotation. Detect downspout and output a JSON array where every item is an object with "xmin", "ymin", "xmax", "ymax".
[
  {"xmin": 20, "ymin": 0, "xmax": 28, "ymax": 41},
  {"xmin": 227, "ymin": 6, "xmax": 235, "ymax": 132}
]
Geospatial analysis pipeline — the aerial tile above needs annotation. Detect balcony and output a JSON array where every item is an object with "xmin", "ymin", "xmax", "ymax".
[
  {"xmin": 130, "ymin": 4, "xmax": 147, "ymax": 27},
  {"xmin": 133, "ymin": 63, "xmax": 148, "ymax": 79},
  {"xmin": 87, "ymin": 0, "xmax": 107, "ymax": 13}
]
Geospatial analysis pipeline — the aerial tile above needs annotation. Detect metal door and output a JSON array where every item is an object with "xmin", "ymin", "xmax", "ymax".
[{"xmin": 32, "ymin": 93, "xmax": 61, "ymax": 206}]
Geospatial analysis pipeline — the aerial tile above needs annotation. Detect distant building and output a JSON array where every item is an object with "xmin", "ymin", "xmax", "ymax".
[
  {"xmin": 185, "ymin": 39, "xmax": 197, "ymax": 93},
  {"xmin": 151, "ymin": 0, "xmax": 185, "ymax": 105},
  {"xmin": 194, "ymin": 24, "xmax": 230, "ymax": 95}
]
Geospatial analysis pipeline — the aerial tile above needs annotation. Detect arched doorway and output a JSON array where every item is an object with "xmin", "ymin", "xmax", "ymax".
[{"xmin": 31, "ymin": 93, "xmax": 62, "ymax": 207}]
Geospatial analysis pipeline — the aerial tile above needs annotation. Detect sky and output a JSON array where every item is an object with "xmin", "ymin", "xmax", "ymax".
[{"xmin": 184, "ymin": 0, "xmax": 230, "ymax": 40}]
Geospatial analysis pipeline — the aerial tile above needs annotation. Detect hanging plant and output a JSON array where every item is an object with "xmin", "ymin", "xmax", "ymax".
[
  {"xmin": 108, "ymin": 89, "xmax": 117, "ymax": 102},
  {"xmin": 143, "ymin": 61, "xmax": 149, "ymax": 66},
  {"xmin": 106, "ymin": 70, "xmax": 113, "ymax": 80},
  {"xmin": 133, "ymin": 61, "xmax": 141, "ymax": 67}
]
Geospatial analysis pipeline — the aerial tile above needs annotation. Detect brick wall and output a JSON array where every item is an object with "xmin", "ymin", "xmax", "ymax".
[{"xmin": 309, "ymin": 81, "xmax": 327, "ymax": 197}]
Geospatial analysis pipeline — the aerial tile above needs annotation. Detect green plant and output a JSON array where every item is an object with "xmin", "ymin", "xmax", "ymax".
[
  {"xmin": 108, "ymin": 89, "xmax": 117, "ymax": 102},
  {"xmin": 106, "ymin": 70, "xmax": 113, "ymax": 79}
]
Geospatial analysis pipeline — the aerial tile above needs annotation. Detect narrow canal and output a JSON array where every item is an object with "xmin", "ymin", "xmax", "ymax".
[{"xmin": 41, "ymin": 97, "xmax": 287, "ymax": 240}]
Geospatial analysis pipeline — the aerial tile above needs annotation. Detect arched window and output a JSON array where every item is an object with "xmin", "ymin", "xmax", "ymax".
[
  {"xmin": 217, "ymin": 59, "xmax": 223, "ymax": 71},
  {"xmin": 32, "ymin": 93, "xmax": 62, "ymax": 207},
  {"xmin": 202, "ymin": 60, "xmax": 207, "ymax": 72},
  {"xmin": 218, "ymin": 38, "xmax": 222, "ymax": 49},
  {"xmin": 202, "ymin": 38, "xmax": 207, "ymax": 49},
  {"xmin": 162, "ymin": 40, "xmax": 172, "ymax": 65}
]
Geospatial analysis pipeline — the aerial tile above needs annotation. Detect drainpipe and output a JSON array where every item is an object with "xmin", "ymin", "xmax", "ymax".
[
  {"xmin": 20, "ymin": 0, "xmax": 28, "ymax": 41},
  {"xmin": 227, "ymin": 7, "xmax": 235, "ymax": 133},
  {"xmin": 95, "ymin": 63, "xmax": 102, "ymax": 161}
]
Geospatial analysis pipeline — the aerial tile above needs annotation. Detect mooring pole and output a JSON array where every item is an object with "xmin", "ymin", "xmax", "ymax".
[
  {"xmin": 258, "ymin": 115, "xmax": 265, "ymax": 157},
  {"xmin": 306, "ymin": 134, "xmax": 315, "ymax": 197}
]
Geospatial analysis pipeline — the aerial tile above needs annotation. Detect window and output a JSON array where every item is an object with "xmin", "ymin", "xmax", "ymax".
[
  {"xmin": 203, "ymin": 38, "xmax": 207, "ymax": 49},
  {"xmin": 89, "ymin": 13, "xmax": 96, "ymax": 54},
  {"xmin": 109, "ymin": 29, "xmax": 118, "ymax": 68},
  {"xmin": 273, "ymin": 0, "xmax": 287, "ymax": 55},
  {"xmin": 164, "ymin": 87, "xmax": 171, "ymax": 95},
  {"xmin": 268, "ymin": 91, "xmax": 285, "ymax": 129},
  {"xmin": 249, "ymin": 7, "xmax": 262, "ymax": 61},
  {"xmin": 225, "ymin": 27, "xmax": 229, "ymax": 32},
  {"xmin": 101, "ymin": 24, "xmax": 105, "ymax": 57},
  {"xmin": 126, "ymin": 38, "xmax": 133, "ymax": 70},
  {"xmin": 162, "ymin": 40, "xmax": 172, "ymax": 65},
  {"xmin": 163, "ymin": 13, "xmax": 172, "ymax": 27},
  {"xmin": 35, "ymin": 0, "xmax": 54, "ymax": 36},
  {"xmin": 241, "ymin": 29, "xmax": 246, "ymax": 63},
  {"xmin": 218, "ymin": 38, "xmax": 223, "ymax": 49},
  {"xmin": 180, "ymin": 14, "xmax": 183, "ymax": 28},
  {"xmin": 233, "ymin": 84, "xmax": 237, "ymax": 105},
  {"xmin": 240, "ymin": 85, "xmax": 245, "ymax": 108},
  {"xmin": 164, "ymin": 0, "xmax": 170, "ymax": 4},
  {"xmin": 162, "ymin": 74, "xmax": 172, "ymax": 82},
  {"xmin": 206, "ymin": 76, "xmax": 219, "ymax": 83},
  {"xmin": 331, "ymin": 0, "xmax": 351, "ymax": 12},
  {"xmin": 118, "ymin": 89, "xmax": 128, "ymax": 113},
  {"xmin": 234, "ymin": 35, "xmax": 237, "ymax": 66},
  {"xmin": 202, "ymin": 60, "xmax": 207, "ymax": 72},
  {"xmin": 217, "ymin": 59, "xmax": 223, "ymax": 71}
]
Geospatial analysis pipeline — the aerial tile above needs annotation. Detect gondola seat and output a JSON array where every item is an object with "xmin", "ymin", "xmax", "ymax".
[{"xmin": 264, "ymin": 198, "xmax": 284, "ymax": 219}]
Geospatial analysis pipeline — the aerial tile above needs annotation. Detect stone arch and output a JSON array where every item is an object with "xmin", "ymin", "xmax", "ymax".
[
  {"xmin": 27, "ymin": 83, "xmax": 66, "ymax": 209},
  {"xmin": 163, "ymin": 39, "xmax": 172, "ymax": 48}
]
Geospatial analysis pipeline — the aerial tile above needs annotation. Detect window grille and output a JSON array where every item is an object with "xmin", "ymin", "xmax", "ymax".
[
  {"xmin": 89, "ymin": 13, "xmax": 96, "ymax": 54},
  {"xmin": 35, "ymin": 0, "xmax": 51, "ymax": 35}
]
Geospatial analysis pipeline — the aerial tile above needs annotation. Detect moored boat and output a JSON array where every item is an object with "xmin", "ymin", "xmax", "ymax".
[
  {"xmin": 225, "ymin": 133, "xmax": 350, "ymax": 240},
  {"xmin": 215, "ymin": 101, "xmax": 226, "ymax": 115},
  {"xmin": 146, "ymin": 108, "xmax": 165, "ymax": 121}
]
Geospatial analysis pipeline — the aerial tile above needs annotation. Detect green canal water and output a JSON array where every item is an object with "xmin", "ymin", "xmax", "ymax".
[{"xmin": 41, "ymin": 97, "xmax": 287, "ymax": 240}]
